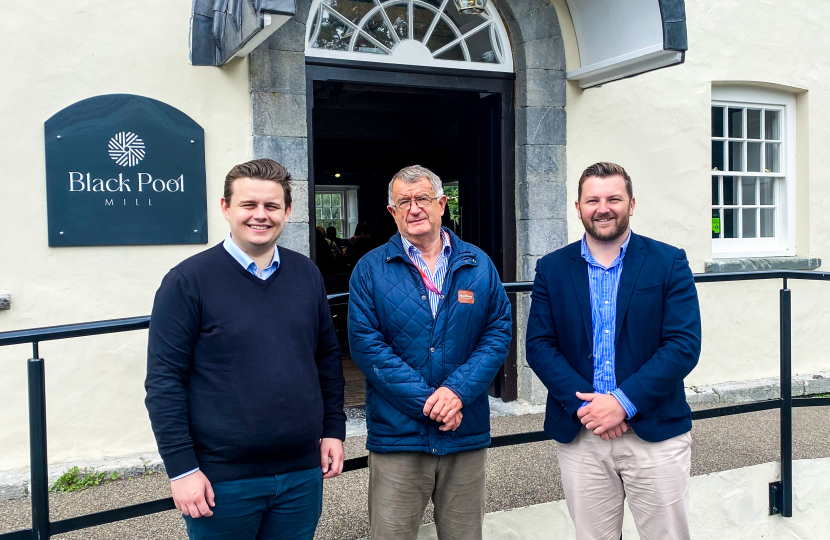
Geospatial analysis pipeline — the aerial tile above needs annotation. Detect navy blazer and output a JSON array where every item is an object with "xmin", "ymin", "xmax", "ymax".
[{"xmin": 526, "ymin": 233, "xmax": 701, "ymax": 443}]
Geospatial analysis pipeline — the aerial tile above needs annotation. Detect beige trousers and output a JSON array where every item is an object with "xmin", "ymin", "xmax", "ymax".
[
  {"xmin": 556, "ymin": 429, "xmax": 692, "ymax": 540},
  {"xmin": 368, "ymin": 449, "xmax": 487, "ymax": 540}
]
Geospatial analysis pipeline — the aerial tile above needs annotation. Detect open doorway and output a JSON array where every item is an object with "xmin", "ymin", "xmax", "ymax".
[{"xmin": 307, "ymin": 64, "xmax": 516, "ymax": 406}]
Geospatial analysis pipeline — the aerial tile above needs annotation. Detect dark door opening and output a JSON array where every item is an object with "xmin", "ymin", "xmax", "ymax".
[{"xmin": 306, "ymin": 63, "xmax": 517, "ymax": 406}]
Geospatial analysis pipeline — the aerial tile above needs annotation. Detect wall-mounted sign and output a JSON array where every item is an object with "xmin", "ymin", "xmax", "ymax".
[{"xmin": 44, "ymin": 94, "xmax": 207, "ymax": 246}]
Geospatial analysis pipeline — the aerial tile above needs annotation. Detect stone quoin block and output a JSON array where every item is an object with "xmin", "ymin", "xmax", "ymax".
[
  {"xmin": 516, "ymin": 107, "xmax": 567, "ymax": 146},
  {"xmin": 515, "ymin": 37, "xmax": 566, "ymax": 71},
  {"xmin": 286, "ymin": 180, "xmax": 309, "ymax": 223},
  {"xmin": 520, "ymin": 255, "xmax": 542, "ymax": 282},
  {"xmin": 517, "ymin": 144, "xmax": 567, "ymax": 184},
  {"xmin": 492, "ymin": 0, "xmax": 548, "ymax": 21},
  {"xmin": 514, "ymin": 5, "xmax": 563, "ymax": 44},
  {"xmin": 253, "ymin": 136, "xmax": 309, "ymax": 180},
  {"xmin": 265, "ymin": 19, "xmax": 306, "ymax": 52},
  {"xmin": 518, "ymin": 218, "xmax": 567, "ymax": 256},
  {"xmin": 294, "ymin": 0, "xmax": 313, "ymax": 23},
  {"xmin": 276, "ymin": 222, "xmax": 310, "ymax": 255},
  {"xmin": 250, "ymin": 49, "xmax": 306, "ymax": 95},
  {"xmin": 252, "ymin": 93, "xmax": 307, "ymax": 138},
  {"xmin": 518, "ymin": 181, "xmax": 568, "ymax": 221},
  {"xmin": 517, "ymin": 69, "xmax": 566, "ymax": 108},
  {"xmin": 519, "ymin": 365, "xmax": 549, "ymax": 405}
]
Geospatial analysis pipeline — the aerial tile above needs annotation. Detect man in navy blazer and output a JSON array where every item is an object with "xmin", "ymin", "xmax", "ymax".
[{"xmin": 526, "ymin": 162, "xmax": 701, "ymax": 540}]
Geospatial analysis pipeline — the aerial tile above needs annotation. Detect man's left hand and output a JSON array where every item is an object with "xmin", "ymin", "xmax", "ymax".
[
  {"xmin": 575, "ymin": 391, "xmax": 627, "ymax": 436},
  {"xmin": 320, "ymin": 438, "xmax": 344, "ymax": 479},
  {"xmin": 423, "ymin": 387, "xmax": 462, "ymax": 423}
]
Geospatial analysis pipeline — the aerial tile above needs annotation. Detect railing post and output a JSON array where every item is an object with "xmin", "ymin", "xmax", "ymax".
[
  {"xmin": 28, "ymin": 343, "xmax": 51, "ymax": 539},
  {"xmin": 779, "ymin": 284, "xmax": 793, "ymax": 517}
]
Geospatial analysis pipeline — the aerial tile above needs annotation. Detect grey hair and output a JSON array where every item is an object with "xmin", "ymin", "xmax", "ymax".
[{"xmin": 387, "ymin": 165, "xmax": 444, "ymax": 206}]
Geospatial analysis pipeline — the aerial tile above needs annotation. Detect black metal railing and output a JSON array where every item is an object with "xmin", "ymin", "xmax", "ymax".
[{"xmin": 1, "ymin": 270, "xmax": 829, "ymax": 539}]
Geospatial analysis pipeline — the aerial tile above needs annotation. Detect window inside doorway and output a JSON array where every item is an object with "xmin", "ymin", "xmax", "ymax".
[{"xmin": 316, "ymin": 191, "xmax": 345, "ymax": 236}]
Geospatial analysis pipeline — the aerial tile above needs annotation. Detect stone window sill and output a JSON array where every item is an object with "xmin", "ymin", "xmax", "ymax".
[{"xmin": 705, "ymin": 257, "xmax": 822, "ymax": 273}]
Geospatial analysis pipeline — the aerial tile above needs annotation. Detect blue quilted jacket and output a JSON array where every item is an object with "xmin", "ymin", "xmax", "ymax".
[{"xmin": 348, "ymin": 229, "xmax": 512, "ymax": 455}]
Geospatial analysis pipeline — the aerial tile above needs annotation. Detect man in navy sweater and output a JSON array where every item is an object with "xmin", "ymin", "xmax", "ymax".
[{"xmin": 145, "ymin": 159, "xmax": 345, "ymax": 540}]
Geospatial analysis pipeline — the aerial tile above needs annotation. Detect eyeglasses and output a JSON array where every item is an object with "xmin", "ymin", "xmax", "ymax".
[{"xmin": 393, "ymin": 196, "xmax": 438, "ymax": 212}]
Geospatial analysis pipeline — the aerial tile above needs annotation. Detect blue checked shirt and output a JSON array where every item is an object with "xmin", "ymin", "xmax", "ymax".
[
  {"xmin": 401, "ymin": 230, "xmax": 452, "ymax": 318},
  {"xmin": 580, "ymin": 232, "xmax": 638, "ymax": 419}
]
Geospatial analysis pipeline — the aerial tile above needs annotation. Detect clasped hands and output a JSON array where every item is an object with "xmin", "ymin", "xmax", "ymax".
[
  {"xmin": 423, "ymin": 386, "xmax": 463, "ymax": 431},
  {"xmin": 575, "ymin": 391, "xmax": 629, "ymax": 441}
]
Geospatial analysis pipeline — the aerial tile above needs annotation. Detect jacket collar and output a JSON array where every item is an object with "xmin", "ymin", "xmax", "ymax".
[{"xmin": 386, "ymin": 227, "xmax": 475, "ymax": 267}]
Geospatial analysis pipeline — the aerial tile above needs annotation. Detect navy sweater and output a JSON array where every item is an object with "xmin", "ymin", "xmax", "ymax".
[{"xmin": 145, "ymin": 244, "xmax": 345, "ymax": 483}]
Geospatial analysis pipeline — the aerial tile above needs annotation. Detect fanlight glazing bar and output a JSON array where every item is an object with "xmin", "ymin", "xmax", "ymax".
[
  {"xmin": 421, "ymin": 0, "xmax": 450, "ymax": 46},
  {"xmin": 310, "ymin": 3, "xmax": 325, "ymax": 45},
  {"xmin": 374, "ymin": 0, "xmax": 401, "ymax": 44},
  {"xmin": 431, "ymin": 19, "xmax": 491, "ymax": 59},
  {"xmin": 408, "ymin": 0, "xmax": 414, "ymax": 40},
  {"xmin": 318, "ymin": 5, "xmax": 394, "ymax": 54}
]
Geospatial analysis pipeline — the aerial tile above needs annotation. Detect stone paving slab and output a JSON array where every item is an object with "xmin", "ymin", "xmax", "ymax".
[{"xmin": 414, "ymin": 458, "xmax": 830, "ymax": 539}]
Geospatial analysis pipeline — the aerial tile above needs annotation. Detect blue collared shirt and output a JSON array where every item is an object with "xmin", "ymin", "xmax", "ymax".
[
  {"xmin": 580, "ymin": 231, "xmax": 638, "ymax": 419},
  {"xmin": 223, "ymin": 232, "xmax": 280, "ymax": 279},
  {"xmin": 401, "ymin": 230, "xmax": 452, "ymax": 318},
  {"xmin": 170, "ymin": 234, "xmax": 280, "ymax": 482}
]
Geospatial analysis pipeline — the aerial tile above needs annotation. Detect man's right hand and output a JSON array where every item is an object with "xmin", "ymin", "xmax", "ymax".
[
  {"xmin": 439, "ymin": 410, "xmax": 463, "ymax": 431},
  {"xmin": 424, "ymin": 387, "xmax": 463, "ymax": 423},
  {"xmin": 171, "ymin": 470, "xmax": 215, "ymax": 518},
  {"xmin": 597, "ymin": 420, "xmax": 629, "ymax": 441}
]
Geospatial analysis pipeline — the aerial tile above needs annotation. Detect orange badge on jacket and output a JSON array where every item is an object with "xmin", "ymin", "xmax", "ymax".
[{"xmin": 458, "ymin": 290, "xmax": 474, "ymax": 304}]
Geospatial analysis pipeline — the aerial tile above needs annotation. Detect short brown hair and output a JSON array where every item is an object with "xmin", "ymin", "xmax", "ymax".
[
  {"xmin": 578, "ymin": 162, "xmax": 633, "ymax": 201},
  {"xmin": 224, "ymin": 159, "xmax": 292, "ymax": 207}
]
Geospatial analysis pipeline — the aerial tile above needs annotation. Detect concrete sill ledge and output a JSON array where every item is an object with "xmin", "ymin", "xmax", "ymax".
[{"xmin": 705, "ymin": 257, "xmax": 821, "ymax": 273}]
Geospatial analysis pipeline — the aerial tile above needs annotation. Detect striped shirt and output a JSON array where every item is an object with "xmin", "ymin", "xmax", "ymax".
[
  {"xmin": 580, "ymin": 232, "xmax": 638, "ymax": 419},
  {"xmin": 401, "ymin": 230, "xmax": 452, "ymax": 318}
]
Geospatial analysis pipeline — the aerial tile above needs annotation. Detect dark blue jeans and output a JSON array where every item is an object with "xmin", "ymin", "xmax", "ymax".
[{"xmin": 183, "ymin": 467, "xmax": 323, "ymax": 540}]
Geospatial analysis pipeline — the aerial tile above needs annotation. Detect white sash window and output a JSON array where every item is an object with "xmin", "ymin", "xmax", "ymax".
[{"xmin": 711, "ymin": 86, "xmax": 796, "ymax": 257}]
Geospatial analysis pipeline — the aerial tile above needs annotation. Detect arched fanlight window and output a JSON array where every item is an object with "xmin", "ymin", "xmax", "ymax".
[{"xmin": 305, "ymin": 0, "xmax": 512, "ymax": 72}]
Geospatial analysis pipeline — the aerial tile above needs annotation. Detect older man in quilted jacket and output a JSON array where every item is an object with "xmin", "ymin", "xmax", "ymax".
[{"xmin": 349, "ymin": 165, "xmax": 512, "ymax": 540}]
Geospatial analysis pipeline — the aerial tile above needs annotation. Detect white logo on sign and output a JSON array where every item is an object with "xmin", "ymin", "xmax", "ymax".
[{"xmin": 108, "ymin": 132, "xmax": 146, "ymax": 167}]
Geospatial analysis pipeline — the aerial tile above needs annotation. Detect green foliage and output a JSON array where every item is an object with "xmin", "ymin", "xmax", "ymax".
[
  {"xmin": 812, "ymin": 393, "xmax": 830, "ymax": 398},
  {"xmin": 444, "ymin": 186, "xmax": 460, "ymax": 222},
  {"xmin": 50, "ymin": 466, "xmax": 119, "ymax": 493}
]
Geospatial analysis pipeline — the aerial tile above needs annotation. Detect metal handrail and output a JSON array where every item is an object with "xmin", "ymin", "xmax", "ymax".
[
  {"xmin": 3, "ymin": 270, "xmax": 828, "ymax": 346},
  {"xmin": 1, "ymin": 270, "xmax": 829, "ymax": 539}
]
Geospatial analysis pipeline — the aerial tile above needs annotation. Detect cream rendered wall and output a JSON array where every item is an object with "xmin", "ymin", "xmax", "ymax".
[
  {"xmin": 0, "ymin": 2, "xmax": 253, "ymax": 470},
  {"xmin": 557, "ymin": 0, "xmax": 830, "ymax": 387}
]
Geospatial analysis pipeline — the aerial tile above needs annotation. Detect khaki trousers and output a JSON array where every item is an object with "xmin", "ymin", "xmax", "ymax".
[
  {"xmin": 368, "ymin": 449, "xmax": 487, "ymax": 540},
  {"xmin": 556, "ymin": 429, "xmax": 692, "ymax": 540}
]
